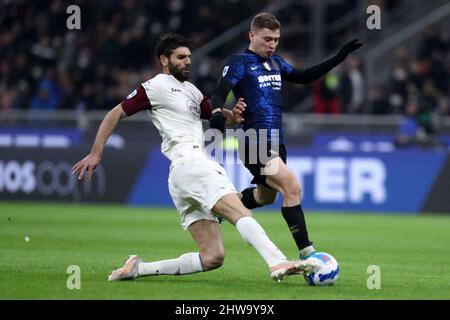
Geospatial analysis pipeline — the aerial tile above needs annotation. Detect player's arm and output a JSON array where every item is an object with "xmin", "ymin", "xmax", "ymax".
[
  {"xmin": 72, "ymin": 105, "xmax": 127, "ymax": 181},
  {"xmin": 209, "ymin": 55, "xmax": 245, "ymax": 132},
  {"xmin": 209, "ymin": 78, "xmax": 235, "ymax": 132},
  {"xmin": 201, "ymin": 95, "xmax": 245, "ymax": 126},
  {"xmin": 223, "ymin": 98, "xmax": 246, "ymax": 125},
  {"xmin": 283, "ymin": 39, "xmax": 362, "ymax": 84},
  {"xmin": 72, "ymin": 85, "xmax": 151, "ymax": 181}
]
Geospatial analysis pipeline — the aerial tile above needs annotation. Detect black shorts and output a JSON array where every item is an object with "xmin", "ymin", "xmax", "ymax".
[{"xmin": 238, "ymin": 143, "xmax": 287, "ymax": 188}]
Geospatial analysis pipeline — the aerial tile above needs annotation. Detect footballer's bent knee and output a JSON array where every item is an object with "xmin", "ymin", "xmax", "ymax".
[{"xmin": 201, "ymin": 252, "xmax": 225, "ymax": 270}]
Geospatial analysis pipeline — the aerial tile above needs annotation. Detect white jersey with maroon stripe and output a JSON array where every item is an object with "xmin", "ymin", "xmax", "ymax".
[
  {"xmin": 121, "ymin": 73, "xmax": 210, "ymax": 168},
  {"xmin": 121, "ymin": 73, "xmax": 237, "ymax": 226}
]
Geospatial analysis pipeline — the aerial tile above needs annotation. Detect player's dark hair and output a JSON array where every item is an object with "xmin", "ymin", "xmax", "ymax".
[
  {"xmin": 250, "ymin": 12, "xmax": 281, "ymax": 31},
  {"xmin": 156, "ymin": 34, "xmax": 191, "ymax": 59}
]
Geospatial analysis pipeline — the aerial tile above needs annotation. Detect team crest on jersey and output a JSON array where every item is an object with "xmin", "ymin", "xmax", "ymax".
[
  {"xmin": 126, "ymin": 89, "xmax": 137, "ymax": 99},
  {"xmin": 222, "ymin": 66, "xmax": 229, "ymax": 77},
  {"xmin": 187, "ymin": 100, "xmax": 200, "ymax": 118},
  {"xmin": 263, "ymin": 61, "xmax": 271, "ymax": 71}
]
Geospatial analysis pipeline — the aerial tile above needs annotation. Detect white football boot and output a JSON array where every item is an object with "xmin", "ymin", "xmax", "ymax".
[
  {"xmin": 107, "ymin": 255, "xmax": 142, "ymax": 281},
  {"xmin": 270, "ymin": 259, "xmax": 321, "ymax": 282}
]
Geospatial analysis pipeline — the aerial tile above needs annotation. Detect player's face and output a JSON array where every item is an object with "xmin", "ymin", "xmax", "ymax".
[
  {"xmin": 249, "ymin": 28, "xmax": 280, "ymax": 58},
  {"xmin": 168, "ymin": 46, "xmax": 191, "ymax": 82}
]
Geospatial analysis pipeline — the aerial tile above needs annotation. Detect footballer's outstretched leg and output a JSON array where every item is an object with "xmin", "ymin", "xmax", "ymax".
[{"xmin": 213, "ymin": 193, "xmax": 314, "ymax": 282}]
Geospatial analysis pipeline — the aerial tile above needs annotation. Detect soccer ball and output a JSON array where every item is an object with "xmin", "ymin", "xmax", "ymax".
[{"xmin": 304, "ymin": 252, "xmax": 340, "ymax": 286}]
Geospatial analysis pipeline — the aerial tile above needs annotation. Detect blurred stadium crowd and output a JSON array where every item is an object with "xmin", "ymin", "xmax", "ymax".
[
  {"xmin": 0, "ymin": 0, "xmax": 256, "ymax": 113},
  {"xmin": 0, "ymin": 0, "xmax": 449, "ymax": 121},
  {"xmin": 310, "ymin": 26, "xmax": 449, "ymax": 118}
]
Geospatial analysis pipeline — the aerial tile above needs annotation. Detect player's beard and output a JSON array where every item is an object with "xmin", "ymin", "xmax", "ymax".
[{"xmin": 169, "ymin": 63, "xmax": 189, "ymax": 82}]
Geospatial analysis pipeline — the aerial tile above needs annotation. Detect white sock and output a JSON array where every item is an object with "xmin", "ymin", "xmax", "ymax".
[
  {"xmin": 300, "ymin": 245, "xmax": 315, "ymax": 258},
  {"xmin": 235, "ymin": 216, "xmax": 287, "ymax": 268},
  {"xmin": 138, "ymin": 252, "xmax": 204, "ymax": 276}
]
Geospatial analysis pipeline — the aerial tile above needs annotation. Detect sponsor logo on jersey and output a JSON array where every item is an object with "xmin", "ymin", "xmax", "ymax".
[
  {"xmin": 250, "ymin": 65, "xmax": 258, "ymax": 70},
  {"xmin": 257, "ymin": 74, "xmax": 281, "ymax": 82},
  {"xmin": 257, "ymin": 74, "xmax": 282, "ymax": 89},
  {"xmin": 171, "ymin": 88, "xmax": 181, "ymax": 92}
]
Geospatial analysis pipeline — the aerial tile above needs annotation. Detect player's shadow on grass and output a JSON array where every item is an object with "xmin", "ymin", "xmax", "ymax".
[{"xmin": 135, "ymin": 276, "xmax": 308, "ymax": 288}]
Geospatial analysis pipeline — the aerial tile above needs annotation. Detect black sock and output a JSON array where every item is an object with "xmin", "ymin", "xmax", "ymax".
[
  {"xmin": 240, "ymin": 188, "xmax": 262, "ymax": 209},
  {"xmin": 281, "ymin": 205, "xmax": 313, "ymax": 251}
]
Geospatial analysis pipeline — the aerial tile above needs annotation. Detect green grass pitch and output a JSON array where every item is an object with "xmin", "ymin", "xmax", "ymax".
[{"xmin": 1, "ymin": 202, "xmax": 449, "ymax": 300}]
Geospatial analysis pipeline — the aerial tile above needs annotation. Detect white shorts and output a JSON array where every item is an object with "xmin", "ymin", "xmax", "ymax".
[{"xmin": 168, "ymin": 160, "xmax": 237, "ymax": 230}]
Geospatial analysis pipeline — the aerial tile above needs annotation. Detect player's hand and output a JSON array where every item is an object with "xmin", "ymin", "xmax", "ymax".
[
  {"xmin": 72, "ymin": 153, "xmax": 101, "ymax": 182},
  {"xmin": 209, "ymin": 110, "xmax": 227, "ymax": 132},
  {"xmin": 232, "ymin": 98, "xmax": 246, "ymax": 124},
  {"xmin": 337, "ymin": 39, "xmax": 363, "ymax": 60}
]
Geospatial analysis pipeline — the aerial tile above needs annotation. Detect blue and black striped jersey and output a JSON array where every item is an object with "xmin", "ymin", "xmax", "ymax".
[{"xmin": 221, "ymin": 49, "xmax": 295, "ymax": 145}]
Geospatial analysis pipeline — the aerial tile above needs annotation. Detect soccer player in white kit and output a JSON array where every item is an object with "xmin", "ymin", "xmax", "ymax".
[{"xmin": 72, "ymin": 34, "xmax": 320, "ymax": 282}]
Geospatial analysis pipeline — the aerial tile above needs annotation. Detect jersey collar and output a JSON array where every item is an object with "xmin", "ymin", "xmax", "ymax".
[{"xmin": 245, "ymin": 48, "xmax": 270, "ymax": 61}]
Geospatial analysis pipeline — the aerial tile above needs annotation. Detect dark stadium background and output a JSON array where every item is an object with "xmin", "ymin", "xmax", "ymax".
[{"xmin": 1, "ymin": 0, "xmax": 449, "ymax": 212}]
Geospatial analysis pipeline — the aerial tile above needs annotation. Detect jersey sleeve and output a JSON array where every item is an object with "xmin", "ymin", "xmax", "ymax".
[
  {"xmin": 200, "ymin": 96, "xmax": 212, "ymax": 120},
  {"xmin": 120, "ymin": 85, "xmax": 152, "ymax": 116},
  {"xmin": 221, "ymin": 55, "xmax": 246, "ymax": 86},
  {"xmin": 274, "ymin": 55, "xmax": 294, "ymax": 78}
]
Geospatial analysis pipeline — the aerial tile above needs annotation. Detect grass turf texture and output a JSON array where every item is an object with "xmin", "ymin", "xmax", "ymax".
[{"xmin": 1, "ymin": 202, "xmax": 449, "ymax": 300}]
